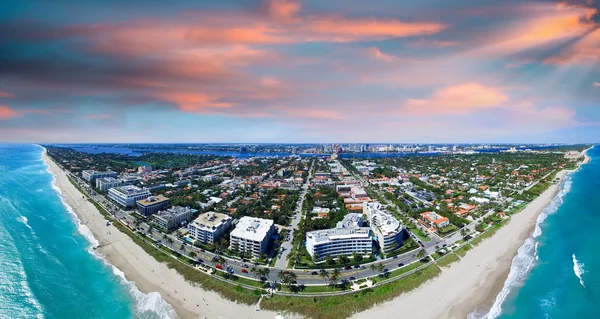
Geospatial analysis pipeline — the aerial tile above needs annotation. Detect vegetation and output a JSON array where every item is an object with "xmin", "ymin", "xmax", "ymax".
[{"xmin": 261, "ymin": 265, "xmax": 441, "ymax": 319}]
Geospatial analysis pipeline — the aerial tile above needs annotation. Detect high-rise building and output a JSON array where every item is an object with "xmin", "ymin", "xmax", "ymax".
[
  {"xmin": 188, "ymin": 212, "xmax": 232, "ymax": 244},
  {"xmin": 229, "ymin": 217, "xmax": 275, "ymax": 258}
]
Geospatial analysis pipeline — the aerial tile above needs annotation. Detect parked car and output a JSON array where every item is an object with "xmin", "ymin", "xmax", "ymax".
[
  {"xmin": 216, "ymin": 264, "xmax": 223, "ymax": 270},
  {"xmin": 311, "ymin": 271, "xmax": 318, "ymax": 275},
  {"xmin": 241, "ymin": 269, "xmax": 248, "ymax": 273},
  {"xmin": 241, "ymin": 263, "xmax": 249, "ymax": 268},
  {"xmin": 349, "ymin": 276, "xmax": 356, "ymax": 281},
  {"xmin": 398, "ymin": 263, "xmax": 404, "ymax": 267},
  {"xmin": 344, "ymin": 265, "xmax": 352, "ymax": 270},
  {"xmin": 284, "ymin": 271, "xmax": 290, "ymax": 275}
]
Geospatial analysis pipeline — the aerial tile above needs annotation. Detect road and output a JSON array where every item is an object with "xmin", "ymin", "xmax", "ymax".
[
  {"xmin": 275, "ymin": 159, "xmax": 315, "ymax": 269},
  {"xmin": 64, "ymin": 163, "xmax": 461, "ymax": 286}
]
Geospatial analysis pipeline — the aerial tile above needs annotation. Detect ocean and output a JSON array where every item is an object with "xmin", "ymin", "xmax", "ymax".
[
  {"xmin": 470, "ymin": 145, "xmax": 599, "ymax": 319},
  {"xmin": 0, "ymin": 144, "xmax": 175, "ymax": 319}
]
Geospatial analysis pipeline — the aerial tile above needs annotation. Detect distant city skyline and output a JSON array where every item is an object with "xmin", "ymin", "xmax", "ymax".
[{"xmin": 1, "ymin": 0, "xmax": 600, "ymax": 143}]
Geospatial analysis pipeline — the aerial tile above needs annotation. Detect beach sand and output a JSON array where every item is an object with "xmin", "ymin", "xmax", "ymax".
[
  {"xmin": 43, "ymin": 150, "xmax": 280, "ymax": 319},
  {"xmin": 352, "ymin": 168, "xmax": 571, "ymax": 319}
]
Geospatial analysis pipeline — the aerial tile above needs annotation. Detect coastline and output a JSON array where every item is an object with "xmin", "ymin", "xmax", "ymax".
[
  {"xmin": 353, "ymin": 150, "xmax": 590, "ymax": 319},
  {"xmin": 42, "ymin": 149, "xmax": 279, "ymax": 319}
]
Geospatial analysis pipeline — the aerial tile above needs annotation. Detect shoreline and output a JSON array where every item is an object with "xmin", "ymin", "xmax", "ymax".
[
  {"xmin": 42, "ymin": 149, "xmax": 279, "ymax": 319},
  {"xmin": 353, "ymin": 149, "xmax": 591, "ymax": 319}
]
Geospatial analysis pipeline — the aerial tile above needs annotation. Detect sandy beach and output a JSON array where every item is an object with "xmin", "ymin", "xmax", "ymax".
[
  {"xmin": 352, "ymin": 166, "xmax": 576, "ymax": 319},
  {"xmin": 43, "ymin": 150, "xmax": 280, "ymax": 319}
]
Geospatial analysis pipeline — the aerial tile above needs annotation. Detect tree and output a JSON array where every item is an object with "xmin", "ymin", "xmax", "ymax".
[
  {"xmin": 417, "ymin": 249, "xmax": 427, "ymax": 260},
  {"xmin": 325, "ymin": 254, "xmax": 335, "ymax": 265},
  {"xmin": 277, "ymin": 270, "xmax": 287, "ymax": 283},
  {"xmin": 217, "ymin": 256, "xmax": 227, "ymax": 268},
  {"xmin": 319, "ymin": 269, "xmax": 329, "ymax": 281},
  {"xmin": 180, "ymin": 244, "xmax": 185, "ymax": 252},
  {"xmin": 370, "ymin": 264, "xmax": 377, "ymax": 273},
  {"xmin": 189, "ymin": 251, "xmax": 197, "ymax": 258},
  {"xmin": 250, "ymin": 266, "xmax": 259, "ymax": 279},
  {"xmin": 330, "ymin": 268, "xmax": 341, "ymax": 285},
  {"xmin": 288, "ymin": 272, "xmax": 298, "ymax": 284},
  {"xmin": 376, "ymin": 263, "xmax": 385, "ymax": 275}
]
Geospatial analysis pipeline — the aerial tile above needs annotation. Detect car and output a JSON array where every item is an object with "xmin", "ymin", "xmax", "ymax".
[
  {"xmin": 215, "ymin": 264, "xmax": 223, "ymax": 270},
  {"xmin": 311, "ymin": 271, "xmax": 318, "ymax": 275},
  {"xmin": 398, "ymin": 263, "xmax": 404, "ymax": 267},
  {"xmin": 393, "ymin": 255, "xmax": 398, "ymax": 259},
  {"xmin": 197, "ymin": 258, "xmax": 204, "ymax": 263},
  {"xmin": 241, "ymin": 263, "xmax": 249, "ymax": 268},
  {"xmin": 349, "ymin": 276, "xmax": 356, "ymax": 281},
  {"xmin": 200, "ymin": 248, "xmax": 205, "ymax": 252},
  {"xmin": 344, "ymin": 265, "xmax": 352, "ymax": 270},
  {"xmin": 241, "ymin": 269, "xmax": 248, "ymax": 273},
  {"xmin": 284, "ymin": 271, "xmax": 290, "ymax": 275},
  {"xmin": 354, "ymin": 265, "xmax": 360, "ymax": 269},
  {"xmin": 384, "ymin": 268, "xmax": 389, "ymax": 273},
  {"xmin": 360, "ymin": 266, "xmax": 366, "ymax": 270}
]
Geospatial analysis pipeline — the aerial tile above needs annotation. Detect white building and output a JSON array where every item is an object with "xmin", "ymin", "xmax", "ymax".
[
  {"xmin": 96, "ymin": 177, "xmax": 133, "ymax": 192},
  {"xmin": 363, "ymin": 202, "xmax": 405, "ymax": 254},
  {"xmin": 108, "ymin": 185, "xmax": 150, "ymax": 208},
  {"xmin": 305, "ymin": 213, "xmax": 372, "ymax": 261},
  {"xmin": 229, "ymin": 217, "xmax": 275, "ymax": 258},
  {"xmin": 154, "ymin": 206, "xmax": 195, "ymax": 231},
  {"xmin": 82, "ymin": 170, "xmax": 117, "ymax": 182},
  {"xmin": 188, "ymin": 212, "xmax": 232, "ymax": 244}
]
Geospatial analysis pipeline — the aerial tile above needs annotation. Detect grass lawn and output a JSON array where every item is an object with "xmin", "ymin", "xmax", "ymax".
[
  {"xmin": 454, "ymin": 244, "xmax": 472, "ymax": 257},
  {"xmin": 471, "ymin": 222, "xmax": 505, "ymax": 246},
  {"xmin": 261, "ymin": 265, "xmax": 441, "ymax": 319},
  {"xmin": 387, "ymin": 261, "xmax": 423, "ymax": 278},
  {"xmin": 436, "ymin": 253, "xmax": 459, "ymax": 268}
]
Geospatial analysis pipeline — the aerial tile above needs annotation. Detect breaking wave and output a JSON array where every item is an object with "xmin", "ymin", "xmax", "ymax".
[
  {"xmin": 468, "ymin": 173, "xmax": 573, "ymax": 319},
  {"xmin": 572, "ymin": 254, "xmax": 585, "ymax": 288}
]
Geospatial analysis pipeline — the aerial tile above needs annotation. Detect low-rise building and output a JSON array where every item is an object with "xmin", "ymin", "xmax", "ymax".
[
  {"xmin": 229, "ymin": 217, "xmax": 275, "ymax": 258},
  {"xmin": 108, "ymin": 185, "xmax": 150, "ymax": 208},
  {"xmin": 82, "ymin": 170, "xmax": 118, "ymax": 182},
  {"xmin": 306, "ymin": 213, "xmax": 372, "ymax": 261},
  {"xmin": 96, "ymin": 177, "xmax": 133, "ymax": 192},
  {"xmin": 136, "ymin": 195, "xmax": 170, "ymax": 217},
  {"xmin": 154, "ymin": 206, "xmax": 195, "ymax": 231},
  {"xmin": 419, "ymin": 211, "xmax": 450, "ymax": 231},
  {"xmin": 364, "ymin": 202, "xmax": 405, "ymax": 254},
  {"xmin": 188, "ymin": 212, "xmax": 232, "ymax": 244}
]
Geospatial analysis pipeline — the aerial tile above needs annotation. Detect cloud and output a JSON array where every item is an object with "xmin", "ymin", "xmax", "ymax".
[
  {"xmin": 366, "ymin": 47, "xmax": 395, "ymax": 62},
  {"xmin": 0, "ymin": 106, "xmax": 19, "ymax": 119},
  {"xmin": 268, "ymin": 0, "xmax": 302, "ymax": 23},
  {"xmin": 82, "ymin": 113, "xmax": 112, "ymax": 120},
  {"xmin": 410, "ymin": 39, "xmax": 459, "ymax": 47},
  {"xmin": 0, "ymin": 91, "xmax": 13, "ymax": 98},
  {"xmin": 401, "ymin": 82, "xmax": 509, "ymax": 115},
  {"xmin": 594, "ymin": 82, "xmax": 600, "ymax": 87}
]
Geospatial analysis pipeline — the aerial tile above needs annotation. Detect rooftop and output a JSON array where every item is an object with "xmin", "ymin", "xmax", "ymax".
[
  {"xmin": 155, "ymin": 206, "xmax": 195, "ymax": 220},
  {"xmin": 137, "ymin": 194, "xmax": 169, "ymax": 206},
  {"xmin": 191, "ymin": 211, "xmax": 232, "ymax": 230},
  {"xmin": 110, "ymin": 185, "xmax": 149, "ymax": 196},
  {"xmin": 230, "ymin": 216, "xmax": 274, "ymax": 242},
  {"xmin": 307, "ymin": 227, "xmax": 371, "ymax": 244}
]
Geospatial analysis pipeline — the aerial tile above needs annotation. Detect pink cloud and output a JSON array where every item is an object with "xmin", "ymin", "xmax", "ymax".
[
  {"xmin": 410, "ymin": 39, "xmax": 459, "ymax": 47},
  {"xmin": 401, "ymin": 82, "xmax": 509, "ymax": 115},
  {"xmin": 0, "ymin": 91, "xmax": 13, "ymax": 98},
  {"xmin": 366, "ymin": 47, "xmax": 395, "ymax": 62},
  {"xmin": 283, "ymin": 107, "xmax": 343, "ymax": 120},
  {"xmin": 594, "ymin": 82, "xmax": 600, "ymax": 87},
  {"xmin": 0, "ymin": 106, "xmax": 19, "ymax": 119},
  {"xmin": 268, "ymin": 0, "xmax": 302, "ymax": 23}
]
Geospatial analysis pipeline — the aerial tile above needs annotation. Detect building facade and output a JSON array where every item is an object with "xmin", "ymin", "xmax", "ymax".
[
  {"xmin": 108, "ymin": 185, "xmax": 150, "ymax": 208},
  {"xmin": 188, "ymin": 212, "xmax": 232, "ymax": 244},
  {"xmin": 305, "ymin": 213, "xmax": 372, "ymax": 261},
  {"xmin": 229, "ymin": 217, "xmax": 275, "ymax": 258},
  {"xmin": 136, "ymin": 195, "xmax": 170, "ymax": 217},
  {"xmin": 153, "ymin": 206, "xmax": 195, "ymax": 231},
  {"xmin": 82, "ymin": 170, "xmax": 118, "ymax": 182},
  {"xmin": 363, "ymin": 202, "xmax": 405, "ymax": 254},
  {"xmin": 96, "ymin": 177, "xmax": 132, "ymax": 192}
]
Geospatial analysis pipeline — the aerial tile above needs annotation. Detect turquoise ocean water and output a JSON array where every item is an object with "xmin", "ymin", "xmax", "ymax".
[
  {"xmin": 470, "ymin": 145, "xmax": 599, "ymax": 319},
  {"xmin": 0, "ymin": 144, "xmax": 175, "ymax": 319}
]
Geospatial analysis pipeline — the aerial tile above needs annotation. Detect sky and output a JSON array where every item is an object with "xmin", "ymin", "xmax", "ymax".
[{"xmin": 1, "ymin": 0, "xmax": 600, "ymax": 143}]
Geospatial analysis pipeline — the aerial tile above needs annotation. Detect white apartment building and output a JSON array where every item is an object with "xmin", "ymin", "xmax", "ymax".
[
  {"xmin": 108, "ymin": 185, "xmax": 150, "ymax": 208},
  {"xmin": 96, "ymin": 177, "xmax": 132, "ymax": 192},
  {"xmin": 154, "ymin": 206, "xmax": 195, "ymax": 231},
  {"xmin": 305, "ymin": 213, "xmax": 372, "ymax": 261},
  {"xmin": 188, "ymin": 212, "xmax": 232, "ymax": 244},
  {"xmin": 82, "ymin": 170, "xmax": 118, "ymax": 182},
  {"xmin": 363, "ymin": 202, "xmax": 405, "ymax": 254},
  {"xmin": 229, "ymin": 217, "xmax": 275, "ymax": 258}
]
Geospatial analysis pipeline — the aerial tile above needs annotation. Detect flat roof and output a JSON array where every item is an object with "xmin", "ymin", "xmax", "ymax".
[
  {"xmin": 137, "ymin": 195, "xmax": 169, "ymax": 206},
  {"xmin": 110, "ymin": 185, "xmax": 149, "ymax": 196},
  {"xmin": 307, "ymin": 227, "xmax": 371, "ymax": 244},
  {"xmin": 230, "ymin": 217, "xmax": 274, "ymax": 242},
  {"xmin": 191, "ymin": 211, "xmax": 231, "ymax": 229}
]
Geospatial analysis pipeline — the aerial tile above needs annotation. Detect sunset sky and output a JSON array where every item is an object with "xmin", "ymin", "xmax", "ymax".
[{"xmin": 1, "ymin": 0, "xmax": 599, "ymax": 143}]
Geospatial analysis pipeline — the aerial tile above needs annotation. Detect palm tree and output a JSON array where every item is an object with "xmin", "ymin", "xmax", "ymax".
[
  {"xmin": 277, "ymin": 270, "xmax": 287, "ymax": 283},
  {"xmin": 189, "ymin": 251, "xmax": 197, "ymax": 258},
  {"xmin": 250, "ymin": 266, "xmax": 259, "ymax": 279},
  {"xmin": 180, "ymin": 244, "xmax": 185, "ymax": 252},
  {"xmin": 417, "ymin": 249, "xmax": 427, "ymax": 260},
  {"xmin": 330, "ymin": 268, "xmax": 341, "ymax": 285},
  {"xmin": 262, "ymin": 267, "xmax": 270, "ymax": 278},
  {"xmin": 370, "ymin": 264, "xmax": 377, "ymax": 273},
  {"xmin": 288, "ymin": 272, "xmax": 298, "ymax": 284},
  {"xmin": 319, "ymin": 269, "xmax": 329, "ymax": 281},
  {"xmin": 217, "ymin": 256, "xmax": 227, "ymax": 268},
  {"xmin": 376, "ymin": 263, "xmax": 385, "ymax": 275}
]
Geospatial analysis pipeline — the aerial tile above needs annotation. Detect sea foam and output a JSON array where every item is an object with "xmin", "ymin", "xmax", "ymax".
[
  {"xmin": 468, "ymin": 173, "xmax": 573, "ymax": 319},
  {"xmin": 572, "ymin": 254, "xmax": 585, "ymax": 288},
  {"xmin": 43, "ymin": 153, "xmax": 176, "ymax": 319}
]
